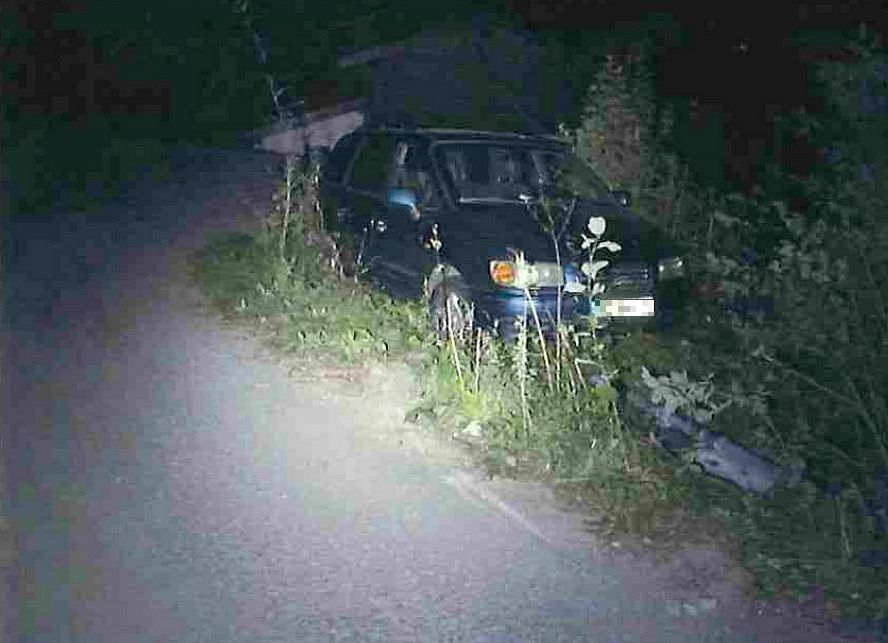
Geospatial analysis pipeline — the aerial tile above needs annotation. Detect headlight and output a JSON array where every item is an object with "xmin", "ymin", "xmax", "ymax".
[
  {"xmin": 489, "ymin": 260, "xmax": 566, "ymax": 288},
  {"xmin": 657, "ymin": 256, "xmax": 686, "ymax": 280}
]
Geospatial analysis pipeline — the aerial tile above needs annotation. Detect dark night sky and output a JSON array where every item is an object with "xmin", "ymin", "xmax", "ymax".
[
  {"xmin": 6, "ymin": 0, "xmax": 885, "ymax": 124},
  {"xmin": 3, "ymin": 0, "xmax": 886, "ymax": 199},
  {"xmin": 514, "ymin": 1, "xmax": 885, "ymax": 107}
]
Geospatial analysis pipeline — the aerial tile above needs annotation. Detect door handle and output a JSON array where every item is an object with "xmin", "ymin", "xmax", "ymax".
[{"xmin": 421, "ymin": 222, "xmax": 441, "ymax": 250}]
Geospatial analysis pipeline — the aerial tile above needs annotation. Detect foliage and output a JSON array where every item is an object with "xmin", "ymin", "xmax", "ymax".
[
  {"xmin": 197, "ymin": 158, "xmax": 430, "ymax": 362},
  {"xmin": 597, "ymin": 31, "xmax": 888, "ymax": 621},
  {"xmin": 553, "ymin": 29, "xmax": 888, "ymax": 623},
  {"xmin": 3, "ymin": 112, "xmax": 176, "ymax": 213},
  {"xmin": 639, "ymin": 367, "xmax": 730, "ymax": 425},
  {"xmin": 686, "ymin": 475, "xmax": 888, "ymax": 619},
  {"xmin": 565, "ymin": 51, "xmax": 652, "ymax": 190},
  {"xmin": 199, "ymin": 226, "xmax": 431, "ymax": 362},
  {"xmin": 690, "ymin": 34, "xmax": 888, "ymax": 483},
  {"xmin": 412, "ymin": 212, "xmax": 682, "ymax": 532},
  {"xmin": 559, "ymin": 46, "xmax": 695, "ymax": 234},
  {"xmin": 3, "ymin": 0, "xmax": 264, "ymax": 214}
]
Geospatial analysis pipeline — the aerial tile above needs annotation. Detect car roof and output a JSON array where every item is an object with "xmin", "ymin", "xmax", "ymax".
[{"xmin": 358, "ymin": 125, "xmax": 568, "ymax": 148}]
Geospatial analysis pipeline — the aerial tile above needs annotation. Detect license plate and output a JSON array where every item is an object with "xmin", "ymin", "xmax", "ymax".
[{"xmin": 593, "ymin": 297, "xmax": 656, "ymax": 318}]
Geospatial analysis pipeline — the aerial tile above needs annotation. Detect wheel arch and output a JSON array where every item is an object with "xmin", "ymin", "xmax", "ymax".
[{"xmin": 425, "ymin": 263, "xmax": 469, "ymax": 298}]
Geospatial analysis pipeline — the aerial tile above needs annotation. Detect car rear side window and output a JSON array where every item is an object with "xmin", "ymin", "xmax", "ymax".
[
  {"xmin": 436, "ymin": 142, "xmax": 612, "ymax": 203},
  {"xmin": 348, "ymin": 134, "xmax": 395, "ymax": 193}
]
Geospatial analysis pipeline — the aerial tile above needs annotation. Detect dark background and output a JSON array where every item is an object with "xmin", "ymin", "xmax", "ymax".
[{"xmin": 3, "ymin": 0, "xmax": 885, "ymax": 212}]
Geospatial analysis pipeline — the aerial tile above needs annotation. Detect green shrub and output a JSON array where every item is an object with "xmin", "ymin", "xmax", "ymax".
[
  {"xmin": 555, "ymin": 29, "xmax": 888, "ymax": 620},
  {"xmin": 559, "ymin": 45, "xmax": 696, "ymax": 236}
]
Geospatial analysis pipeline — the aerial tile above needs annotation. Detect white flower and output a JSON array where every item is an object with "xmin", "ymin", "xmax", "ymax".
[{"xmin": 587, "ymin": 216, "xmax": 606, "ymax": 237}]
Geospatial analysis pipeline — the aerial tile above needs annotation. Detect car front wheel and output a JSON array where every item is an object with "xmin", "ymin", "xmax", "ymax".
[{"xmin": 429, "ymin": 284, "xmax": 474, "ymax": 343}]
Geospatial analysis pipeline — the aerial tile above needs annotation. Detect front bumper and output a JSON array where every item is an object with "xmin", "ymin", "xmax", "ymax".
[
  {"xmin": 477, "ymin": 277, "xmax": 690, "ymax": 337},
  {"xmin": 478, "ymin": 288, "xmax": 592, "ymax": 334}
]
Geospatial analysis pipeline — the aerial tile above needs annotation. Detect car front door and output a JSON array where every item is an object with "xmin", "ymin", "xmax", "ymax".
[{"xmin": 343, "ymin": 134, "xmax": 440, "ymax": 298}]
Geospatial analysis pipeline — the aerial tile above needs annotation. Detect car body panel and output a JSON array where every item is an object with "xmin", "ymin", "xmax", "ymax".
[{"xmin": 318, "ymin": 126, "xmax": 691, "ymax": 332}]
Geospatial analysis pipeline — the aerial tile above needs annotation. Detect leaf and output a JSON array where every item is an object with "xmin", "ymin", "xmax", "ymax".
[
  {"xmin": 581, "ymin": 260, "xmax": 610, "ymax": 280},
  {"xmin": 587, "ymin": 216, "xmax": 607, "ymax": 237},
  {"xmin": 692, "ymin": 409, "xmax": 713, "ymax": 424},
  {"xmin": 713, "ymin": 210, "xmax": 743, "ymax": 227},
  {"xmin": 799, "ymin": 261, "xmax": 811, "ymax": 280},
  {"xmin": 640, "ymin": 365, "xmax": 655, "ymax": 385},
  {"xmin": 596, "ymin": 240, "xmax": 622, "ymax": 253}
]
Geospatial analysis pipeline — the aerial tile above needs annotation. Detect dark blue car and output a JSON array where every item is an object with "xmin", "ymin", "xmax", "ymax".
[{"xmin": 319, "ymin": 126, "xmax": 691, "ymax": 338}]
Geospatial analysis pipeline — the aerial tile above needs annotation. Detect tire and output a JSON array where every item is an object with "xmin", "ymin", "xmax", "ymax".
[
  {"xmin": 335, "ymin": 229, "xmax": 367, "ymax": 278},
  {"xmin": 429, "ymin": 284, "xmax": 474, "ymax": 343}
]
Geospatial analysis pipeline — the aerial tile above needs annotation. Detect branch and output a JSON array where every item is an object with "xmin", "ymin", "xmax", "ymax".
[{"xmin": 758, "ymin": 352, "xmax": 861, "ymax": 412}]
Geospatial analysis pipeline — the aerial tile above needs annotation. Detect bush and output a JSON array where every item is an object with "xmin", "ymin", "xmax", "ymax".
[
  {"xmin": 560, "ymin": 45, "xmax": 695, "ymax": 236},
  {"xmin": 557, "ymin": 29, "xmax": 888, "ymax": 621},
  {"xmin": 693, "ymin": 34, "xmax": 888, "ymax": 487}
]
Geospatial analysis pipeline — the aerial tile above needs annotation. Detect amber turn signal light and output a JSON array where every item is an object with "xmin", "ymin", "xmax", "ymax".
[{"xmin": 489, "ymin": 260, "xmax": 516, "ymax": 286}]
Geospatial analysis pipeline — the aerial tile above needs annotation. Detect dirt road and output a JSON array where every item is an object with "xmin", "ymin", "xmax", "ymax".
[{"xmin": 1, "ymin": 144, "xmax": 873, "ymax": 642}]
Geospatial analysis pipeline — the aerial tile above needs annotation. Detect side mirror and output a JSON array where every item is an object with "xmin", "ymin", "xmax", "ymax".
[
  {"xmin": 387, "ymin": 187, "xmax": 421, "ymax": 221},
  {"xmin": 611, "ymin": 190, "xmax": 631, "ymax": 208},
  {"xmin": 387, "ymin": 187, "xmax": 418, "ymax": 209}
]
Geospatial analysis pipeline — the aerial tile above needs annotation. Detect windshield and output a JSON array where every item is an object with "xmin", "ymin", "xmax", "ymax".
[{"xmin": 434, "ymin": 142, "xmax": 613, "ymax": 204}]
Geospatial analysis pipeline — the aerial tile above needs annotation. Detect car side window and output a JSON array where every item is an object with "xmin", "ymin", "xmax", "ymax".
[
  {"xmin": 387, "ymin": 140, "xmax": 440, "ymax": 209},
  {"xmin": 439, "ymin": 145, "xmax": 489, "ymax": 201},
  {"xmin": 347, "ymin": 134, "xmax": 395, "ymax": 194},
  {"xmin": 490, "ymin": 147, "xmax": 525, "ymax": 185}
]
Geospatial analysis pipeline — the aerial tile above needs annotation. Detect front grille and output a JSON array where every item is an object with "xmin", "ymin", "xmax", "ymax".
[{"xmin": 597, "ymin": 262, "xmax": 654, "ymax": 297}]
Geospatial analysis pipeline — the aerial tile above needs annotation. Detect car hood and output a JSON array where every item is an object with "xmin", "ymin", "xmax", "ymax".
[
  {"xmin": 446, "ymin": 198, "xmax": 674, "ymax": 253},
  {"xmin": 442, "ymin": 202, "xmax": 560, "ymax": 261},
  {"xmin": 569, "ymin": 199, "xmax": 678, "ymax": 263},
  {"xmin": 438, "ymin": 200, "xmax": 681, "ymax": 291}
]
